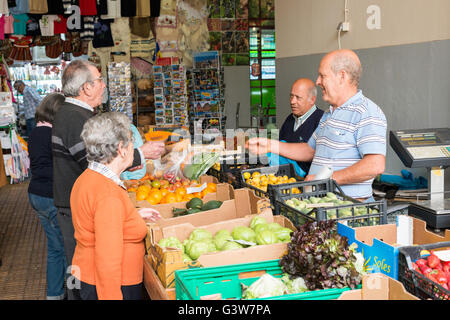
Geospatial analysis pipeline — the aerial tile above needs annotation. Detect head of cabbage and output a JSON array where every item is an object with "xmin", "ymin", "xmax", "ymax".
[
  {"xmin": 255, "ymin": 230, "xmax": 279, "ymax": 245},
  {"xmin": 186, "ymin": 240, "xmax": 216, "ymax": 260},
  {"xmin": 214, "ymin": 232, "xmax": 233, "ymax": 251},
  {"xmin": 158, "ymin": 236, "xmax": 184, "ymax": 251},
  {"xmin": 250, "ymin": 216, "xmax": 267, "ymax": 230},
  {"xmin": 242, "ymin": 274, "xmax": 287, "ymax": 299},
  {"xmin": 189, "ymin": 228, "xmax": 213, "ymax": 241},
  {"xmin": 274, "ymin": 227, "xmax": 293, "ymax": 242},
  {"xmin": 232, "ymin": 226, "xmax": 256, "ymax": 243},
  {"xmin": 221, "ymin": 241, "xmax": 244, "ymax": 251}
]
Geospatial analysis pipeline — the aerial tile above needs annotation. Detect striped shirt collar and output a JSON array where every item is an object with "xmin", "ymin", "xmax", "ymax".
[
  {"xmin": 293, "ymin": 105, "xmax": 317, "ymax": 131},
  {"xmin": 65, "ymin": 97, "xmax": 94, "ymax": 112},
  {"xmin": 88, "ymin": 161, "xmax": 126, "ymax": 190},
  {"xmin": 328, "ymin": 90, "xmax": 363, "ymax": 114}
]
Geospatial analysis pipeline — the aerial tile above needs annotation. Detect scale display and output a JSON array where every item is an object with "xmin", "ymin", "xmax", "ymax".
[
  {"xmin": 389, "ymin": 128, "xmax": 450, "ymax": 168},
  {"xmin": 390, "ymin": 128, "xmax": 450, "ymax": 230}
]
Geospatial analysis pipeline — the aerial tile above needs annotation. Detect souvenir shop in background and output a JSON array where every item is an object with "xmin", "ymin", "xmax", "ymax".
[{"xmin": 0, "ymin": 0, "xmax": 255, "ymax": 185}]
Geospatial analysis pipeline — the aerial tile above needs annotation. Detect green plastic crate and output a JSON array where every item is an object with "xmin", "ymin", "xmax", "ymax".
[{"xmin": 175, "ymin": 259, "xmax": 359, "ymax": 300}]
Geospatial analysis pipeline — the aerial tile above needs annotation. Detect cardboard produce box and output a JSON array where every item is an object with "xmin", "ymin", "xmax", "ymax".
[
  {"xmin": 144, "ymin": 186, "xmax": 270, "ymax": 253},
  {"xmin": 337, "ymin": 216, "xmax": 450, "ymax": 279},
  {"xmin": 143, "ymin": 256, "xmax": 175, "ymax": 300},
  {"xmin": 128, "ymin": 174, "xmax": 220, "ymax": 208},
  {"xmin": 148, "ymin": 209, "xmax": 296, "ymax": 289},
  {"xmin": 338, "ymin": 273, "xmax": 419, "ymax": 300}
]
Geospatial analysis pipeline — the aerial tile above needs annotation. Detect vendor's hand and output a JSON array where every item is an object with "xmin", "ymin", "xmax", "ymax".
[
  {"xmin": 140, "ymin": 141, "xmax": 165, "ymax": 160},
  {"xmin": 246, "ymin": 137, "xmax": 277, "ymax": 155},
  {"xmin": 138, "ymin": 208, "xmax": 161, "ymax": 222},
  {"xmin": 304, "ymin": 174, "xmax": 315, "ymax": 182}
]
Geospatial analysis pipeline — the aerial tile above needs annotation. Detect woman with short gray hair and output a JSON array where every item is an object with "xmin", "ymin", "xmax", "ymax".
[
  {"xmin": 81, "ymin": 111, "xmax": 132, "ymax": 164},
  {"xmin": 69, "ymin": 112, "xmax": 160, "ymax": 300}
]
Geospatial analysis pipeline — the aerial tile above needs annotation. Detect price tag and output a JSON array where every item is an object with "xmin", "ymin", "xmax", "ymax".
[
  {"xmin": 186, "ymin": 182, "xmax": 207, "ymax": 194},
  {"xmin": 433, "ymin": 249, "xmax": 450, "ymax": 262},
  {"xmin": 231, "ymin": 239, "xmax": 256, "ymax": 246}
]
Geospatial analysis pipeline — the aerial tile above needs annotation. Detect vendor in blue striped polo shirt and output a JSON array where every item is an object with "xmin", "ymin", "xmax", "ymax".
[{"xmin": 247, "ymin": 49, "xmax": 387, "ymax": 202}]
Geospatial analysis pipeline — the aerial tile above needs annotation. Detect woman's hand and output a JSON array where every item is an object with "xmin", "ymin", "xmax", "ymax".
[{"xmin": 138, "ymin": 208, "xmax": 161, "ymax": 222}]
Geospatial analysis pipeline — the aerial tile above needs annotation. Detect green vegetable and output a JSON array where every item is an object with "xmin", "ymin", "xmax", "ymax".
[
  {"xmin": 186, "ymin": 197, "xmax": 203, "ymax": 210},
  {"xmin": 254, "ymin": 223, "xmax": 269, "ymax": 234},
  {"xmin": 189, "ymin": 228, "xmax": 213, "ymax": 241},
  {"xmin": 201, "ymin": 200, "xmax": 223, "ymax": 211},
  {"xmin": 280, "ymin": 220, "xmax": 365, "ymax": 290},
  {"xmin": 172, "ymin": 207, "xmax": 188, "ymax": 217},
  {"xmin": 309, "ymin": 197, "xmax": 320, "ymax": 204},
  {"xmin": 281, "ymin": 275, "xmax": 308, "ymax": 294},
  {"xmin": 214, "ymin": 234, "xmax": 233, "ymax": 251},
  {"xmin": 242, "ymin": 274, "xmax": 287, "ymax": 299},
  {"xmin": 232, "ymin": 226, "xmax": 256, "ymax": 243},
  {"xmin": 183, "ymin": 152, "xmax": 220, "ymax": 180},
  {"xmin": 183, "ymin": 253, "xmax": 192, "ymax": 263},
  {"xmin": 255, "ymin": 230, "xmax": 279, "ymax": 245},
  {"xmin": 186, "ymin": 240, "xmax": 211, "ymax": 260},
  {"xmin": 267, "ymin": 222, "xmax": 283, "ymax": 232},
  {"xmin": 186, "ymin": 208, "xmax": 202, "ymax": 215},
  {"xmin": 274, "ymin": 227, "xmax": 293, "ymax": 242},
  {"xmin": 214, "ymin": 229, "xmax": 231, "ymax": 238},
  {"xmin": 221, "ymin": 241, "xmax": 244, "ymax": 251},
  {"xmin": 250, "ymin": 216, "xmax": 267, "ymax": 230},
  {"xmin": 326, "ymin": 192, "xmax": 338, "ymax": 200},
  {"xmin": 158, "ymin": 236, "xmax": 184, "ymax": 251}
]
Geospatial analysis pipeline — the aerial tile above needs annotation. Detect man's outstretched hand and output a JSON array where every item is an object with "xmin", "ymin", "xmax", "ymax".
[
  {"xmin": 246, "ymin": 137, "xmax": 278, "ymax": 155},
  {"xmin": 140, "ymin": 140, "xmax": 165, "ymax": 159}
]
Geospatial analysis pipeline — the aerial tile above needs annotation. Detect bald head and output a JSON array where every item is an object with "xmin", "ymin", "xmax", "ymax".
[
  {"xmin": 323, "ymin": 49, "xmax": 362, "ymax": 86},
  {"xmin": 316, "ymin": 49, "xmax": 362, "ymax": 108},
  {"xmin": 289, "ymin": 78, "xmax": 317, "ymax": 117}
]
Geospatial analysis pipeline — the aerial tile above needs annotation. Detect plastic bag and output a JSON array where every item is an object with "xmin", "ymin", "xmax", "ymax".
[{"xmin": 149, "ymin": 145, "xmax": 188, "ymax": 183}]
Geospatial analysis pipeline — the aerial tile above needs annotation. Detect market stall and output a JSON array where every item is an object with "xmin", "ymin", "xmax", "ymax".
[{"xmin": 0, "ymin": 0, "xmax": 448, "ymax": 304}]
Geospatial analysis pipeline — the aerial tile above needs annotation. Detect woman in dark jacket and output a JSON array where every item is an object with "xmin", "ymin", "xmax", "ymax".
[{"xmin": 28, "ymin": 93, "xmax": 66, "ymax": 300}]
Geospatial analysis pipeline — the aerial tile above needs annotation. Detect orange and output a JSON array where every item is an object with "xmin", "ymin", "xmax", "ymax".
[
  {"xmin": 175, "ymin": 187, "xmax": 187, "ymax": 198},
  {"xmin": 182, "ymin": 179, "xmax": 191, "ymax": 187},
  {"xmin": 192, "ymin": 192, "xmax": 202, "ymax": 198},
  {"xmin": 175, "ymin": 193, "xmax": 183, "ymax": 202},
  {"xmin": 136, "ymin": 190, "xmax": 148, "ymax": 201},
  {"xmin": 160, "ymin": 188, "xmax": 169, "ymax": 198},
  {"xmin": 164, "ymin": 192, "xmax": 178, "ymax": 204},
  {"xmin": 137, "ymin": 185, "xmax": 151, "ymax": 194},
  {"xmin": 147, "ymin": 190, "xmax": 163, "ymax": 204},
  {"xmin": 201, "ymin": 188, "xmax": 212, "ymax": 198},
  {"xmin": 183, "ymin": 194, "xmax": 195, "ymax": 202},
  {"xmin": 206, "ymin": 183, "xmax": 217, "ymax": 192},
  {"xmin": 127, "ymin": 187, "xmax": 137, "ymax": 193},
  {"xmin": 160, "ymin": 179, "xmax": 170, "ymax": 188},
  {"xmin": 146, "ymin": 197, "xmax": 159, "ymax": 205}
]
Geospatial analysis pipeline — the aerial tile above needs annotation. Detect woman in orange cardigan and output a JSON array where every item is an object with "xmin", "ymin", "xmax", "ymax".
[{"xmin": 70, "ymin": 112, "xmax": 160, "ymax": 300}]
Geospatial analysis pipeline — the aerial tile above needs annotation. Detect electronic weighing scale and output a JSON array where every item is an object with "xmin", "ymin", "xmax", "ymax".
[{"xmin": 390, "ymin": 128, "xmax": 450, "ymax": 230}]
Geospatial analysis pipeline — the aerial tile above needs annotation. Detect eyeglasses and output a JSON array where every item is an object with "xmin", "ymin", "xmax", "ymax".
[
  {"xmin": 90, "ymin": 77, "xmax": 104, "ymax": 83},
  {"xmin": 82, "ymin": 77, "xmax": 104, "ymax": 91}
]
